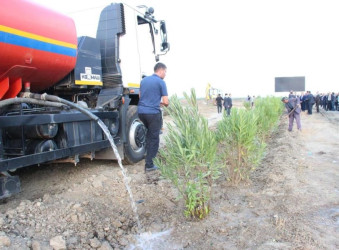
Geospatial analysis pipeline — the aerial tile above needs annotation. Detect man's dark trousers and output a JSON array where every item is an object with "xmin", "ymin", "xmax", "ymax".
[
  {"xmin": 226, "ymin": 107, "xmax": 231, "ymax": 116},
  {"xmin": 308, "ymin": 102, "xmax": 314, "ymax": 114},
  {"xmin": 217, "ymin": 104, "xmax": 222, "ymax": 113},
  {"xmin": 138, "ymin": 113, "xmax": 162, "ymax": 168}
]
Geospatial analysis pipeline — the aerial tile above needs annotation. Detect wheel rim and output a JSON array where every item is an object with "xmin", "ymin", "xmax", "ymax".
[{"xmin": 129, "ymin": 119, "xmax": 146, "ymax": 152}]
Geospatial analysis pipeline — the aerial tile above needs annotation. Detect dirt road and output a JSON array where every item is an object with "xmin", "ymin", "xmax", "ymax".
[{"xmin": 0, "ymin": 101, "xmax": 338, "ymax": 249}]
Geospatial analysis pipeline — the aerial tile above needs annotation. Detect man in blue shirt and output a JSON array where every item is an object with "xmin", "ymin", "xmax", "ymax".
[{"xmin": 138, "ymin": 62, "xmax": 169, "ymax": 172}]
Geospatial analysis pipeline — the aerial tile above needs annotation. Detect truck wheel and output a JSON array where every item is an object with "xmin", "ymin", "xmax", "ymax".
[{"xmin": 123, "ymin": 106, "xmax": 146, "ymax": 164}]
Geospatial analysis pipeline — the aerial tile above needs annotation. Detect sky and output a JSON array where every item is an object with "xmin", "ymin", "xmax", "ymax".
[{"xmin": 32, "ymin": 0, "xmax": 339, "ymax": 98}]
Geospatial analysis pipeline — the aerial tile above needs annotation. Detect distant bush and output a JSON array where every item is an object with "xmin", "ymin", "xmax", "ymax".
[
  {"xmin": 155, "ymin": 89, "xmax": 221, "ymax": 219},
  {"xmin": 217, "ymin": 108, "xmax": 265, "ymax": 184}
]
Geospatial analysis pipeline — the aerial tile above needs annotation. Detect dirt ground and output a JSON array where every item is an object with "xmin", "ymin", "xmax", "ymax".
[{"xmin": 0, "ymin": 100, "xmax": 338, "ymax": 249}]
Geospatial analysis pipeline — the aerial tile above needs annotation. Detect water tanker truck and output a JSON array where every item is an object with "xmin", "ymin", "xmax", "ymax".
[{"xmin": 0, "ymin": 0, "xmax": 170, "ymax": 198}]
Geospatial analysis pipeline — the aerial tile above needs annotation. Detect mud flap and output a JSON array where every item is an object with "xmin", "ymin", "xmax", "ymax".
[{"xmin": 0, "ymin": 175, "xmax": 21, "ymax": 199}]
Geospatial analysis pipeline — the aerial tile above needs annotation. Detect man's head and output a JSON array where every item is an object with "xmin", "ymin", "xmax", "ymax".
[
  {"xmin": 154, "ymin": 62, "xmax": 167, "ymax": 79},
  {"xmin": 281, "ymin": 97, "xmax": 288, "ymax": 103}
]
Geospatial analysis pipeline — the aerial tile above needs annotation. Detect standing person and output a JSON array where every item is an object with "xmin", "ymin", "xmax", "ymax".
[
  {"xmin": 223, "ymin": 93, "xmax": 228, "ymax": 112},
  {"xmin": 138, "ymin": 62, "xmax": 169, "ymax": 172},
  {"xmin": 320, "ymin": 93, "xmax": 324, "ymax": 109},
  {"xmin": 224, "ymin": 93, "xmax": 233, "ymax": 116},
  {"xmin": 303, "ymin": 92, "xmax": 309, "ymax": 113},
  {"xmin": 216, "ymin": 94, "xmax": 223, "ymax": 113},
  {"xmin": 323, "ymin": 93, "xmax": 327, "ymax": 111},
  {"xmin": 315, "ymin": 91, "xmax": 321, "ymax": 113},
  {"xmin": 300, "ymin": 92, "xmax": 306, "ymax": 111},
  {"xmin": 289, "ymin": 90, "xmax": 296, "ymax": 98},
  {"xmin": 327, "ymin": 92, "xmax": 332, "ymax": 111},
  {"xmin": 307, "ymin": 91, "xmax": 315, "ymax": 115},
  {"xmin": 251, "ymin": 95, "xmax": 255, "ymax": 108},
  {"xmin": 281, "ymin": 96, "xmax": 302, "ymax": 132},
  {"xmin": 331, "ymin": 92, "xmax": 336, "ymax": 111}
]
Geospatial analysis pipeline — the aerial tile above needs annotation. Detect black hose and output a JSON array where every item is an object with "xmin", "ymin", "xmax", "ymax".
[
  {"xmin": 20, "ymin": 92, "xmax": 100, "ymax": 122},
  {"xmin": 0, "ymin": 98, "xmax": 65, "ymax": 108}
]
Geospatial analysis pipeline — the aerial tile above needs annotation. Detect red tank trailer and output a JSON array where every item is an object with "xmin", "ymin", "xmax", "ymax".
[{"xmin": 0, "ymin": 0, "xmax": 77, "ymax": 99}]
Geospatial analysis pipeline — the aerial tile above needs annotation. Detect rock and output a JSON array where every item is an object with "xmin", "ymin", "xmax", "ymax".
[
  {"xmin": 116, "ymin": 229, "xmax": 124, "ymax": 236},
  {"xmin": 6, "ymin": 209, "xmax": 16, "ymax": 219},
  {"xmin": 43, "ymin": 194, "xmax": 52, "ymax": 202},
  {"xmin": 17, "ymin": 205, "xmax": 26, "ymax": 213},
  {"xmin": 78, "ymin": 214, "xmax": 86, "ymax": 222},
  {"xmin": 0, "ymin": 235, "xmax": 11, "ymax": 247},
  {"xmin": 119, "ymin": 217, "xmax": 127, "ymax": 223},
  {"xmin": 92, "ymin": 179, "xmax": 103, "ymax": 188},
  {"xmin": 32, "ymin": 240, "xmax": 41, "ymax": 250},
  {"xmin": 26, "ymin": 228, "xmax": 35, "ymax": 238},
  {"xmin": 0, "ymin": 217, "xmax": 5, "ymax": 226},
  {"xmin": 98, "ymin": 241, "xmax": 113, "ymax": 250},
  {"xmin": 68, "ymin": 237, "xmax": 78, "ymax": 245},
  {"xmin": 97, "ymin": 174, "xmax": 108, "ymax": 181},
  {"xmin": 19, "ymin": 201, "xmax": 27, "ymax": 207},
  {"xmin": 50, "ymin": 236, "xmax": 66, "ymax": 250},
  {"xmin": 118, "ymin": 237, "xmax": 129, "ymax": 246},
  {"xmin": 71, "ymin": 214, "xmax": 78, "ymax": 223},
  {"xmin": 72, "ymin": 203, "xmax": 82, "ymax": 211},
  {"xmin": 26, "ymin": 240, "xmax": 32, "ymax": 248},
  {"xmin": 112, "ymin": 220, "xmax": 122, "ymax": 228},
  {"xmin": 97, "ymin": 230, "xmax": 105, "ymax": 239},
  {"xmin": 89, "ymin": 237, "xmax": 101, "ymax": 248}
]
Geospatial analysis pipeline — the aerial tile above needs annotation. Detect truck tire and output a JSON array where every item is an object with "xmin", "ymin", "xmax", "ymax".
[{"xmin": 123, "ymin": 105, "xmax": 146, "ymax": 164}]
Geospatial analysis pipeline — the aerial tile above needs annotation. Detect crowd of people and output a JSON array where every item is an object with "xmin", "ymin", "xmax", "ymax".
[
  {"xmin": 291, "ymin": 91, "xmax": 339, "ymax": 114},
  {"xmin": 281, "ymin": 90, "xmax": 339, "ymax": 132},
  {"xmin": 315, "ymin": 92, "xmax": 339, "ymax": 112}
]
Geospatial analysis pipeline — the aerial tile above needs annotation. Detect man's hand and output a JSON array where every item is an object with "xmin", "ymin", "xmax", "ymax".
[{"xmin": 161, "ymin": 96, "xmax": 169, "ymax": 107}]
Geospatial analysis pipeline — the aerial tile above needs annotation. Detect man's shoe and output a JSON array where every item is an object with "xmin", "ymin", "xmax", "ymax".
[{"xmin": 145, "ymin": 165, "xmax": 159, "ymax": 172}]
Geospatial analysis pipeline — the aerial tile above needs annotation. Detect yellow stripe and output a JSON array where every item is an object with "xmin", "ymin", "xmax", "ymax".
[
  {"xmin": 75, "ymin": 80, "xmax": 103, "ymax": 86},
  {"xmin": 0, "ymin": 25, "xmax": 77, "ymax": 49},
  {"xmin": 127, "ymin": 83, "xmax": 140, "ymax": 88}
]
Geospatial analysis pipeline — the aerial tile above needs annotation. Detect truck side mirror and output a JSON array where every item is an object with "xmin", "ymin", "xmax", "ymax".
[
  {"xmin": 160, "ymin": 21, "xmax": 167, "ymax": 33},
  {"xmin": 160, "ymin": 21, "xmax": 169, "ymax": 52}
]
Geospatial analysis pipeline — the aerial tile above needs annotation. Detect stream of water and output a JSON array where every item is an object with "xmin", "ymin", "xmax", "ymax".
[{"xmin": 97, "ymin": 119, "xmax": 141, "ymax": 230}]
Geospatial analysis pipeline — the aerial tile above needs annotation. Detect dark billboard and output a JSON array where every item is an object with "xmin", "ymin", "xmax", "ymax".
[{"xmin": 275, "ymin": 76, "xmax": 305, "ymax": 92}]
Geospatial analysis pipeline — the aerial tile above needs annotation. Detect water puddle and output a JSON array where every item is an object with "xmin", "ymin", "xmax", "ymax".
[{"xmin": 128, "ymin": 229, "xmax": 178, "ymax": 249}]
